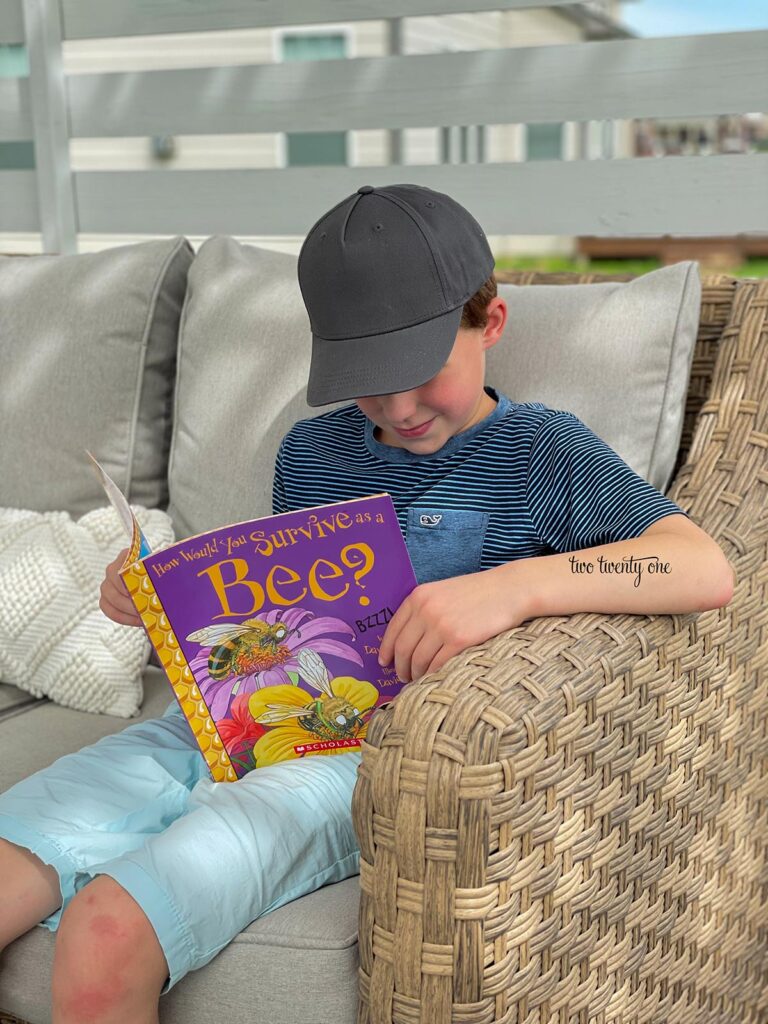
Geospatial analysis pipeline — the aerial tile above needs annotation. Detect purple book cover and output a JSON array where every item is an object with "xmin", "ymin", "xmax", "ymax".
[{"xmin": 121, "ymin": 493, "xmax": 417, "ymax": 780}]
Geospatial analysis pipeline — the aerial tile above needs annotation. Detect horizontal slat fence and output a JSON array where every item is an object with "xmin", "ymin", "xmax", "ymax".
[
  {"xmin": 3, "ymin": 158, "xmax": 767, "ymax": 237},
  {"xmin": 3, "ymin": 30, "xmax": 767, "ymax": 139},
  {"xmin": 1, "ymin": 0, "xmax": 580, "ymax": 43},
  {"xmin": 0, "ymin": 1, "xmax": 766, "ymax": 251}
]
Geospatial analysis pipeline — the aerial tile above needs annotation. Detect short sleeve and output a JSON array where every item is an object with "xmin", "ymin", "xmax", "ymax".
[
  {"xmin": 272, "ymin": 436, "xmax": 289, "ymax": 516},
  {"xmin": 525, "ymin": 411, "xmax": 689, "ymax": 554}
]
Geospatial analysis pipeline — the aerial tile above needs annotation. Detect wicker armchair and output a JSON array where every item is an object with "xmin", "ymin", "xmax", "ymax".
[{"xmin": 352, "ymin": 269, "xmax": 768, "ymax": 1024}]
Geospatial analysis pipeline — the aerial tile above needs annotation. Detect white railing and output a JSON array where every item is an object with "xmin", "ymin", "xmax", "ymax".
[{"xmin": 1, "ymin": 0, "xmax": 767, "ymax": 253}]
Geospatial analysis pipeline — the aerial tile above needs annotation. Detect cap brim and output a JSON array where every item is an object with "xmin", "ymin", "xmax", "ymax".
[{"xmin": 305, "ymin": 304, "xmax": 463, "ymax": 407}]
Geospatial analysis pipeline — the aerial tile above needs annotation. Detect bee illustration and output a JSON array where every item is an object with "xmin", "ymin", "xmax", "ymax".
[
  {"xmin": 254, "ymin": 647, "xmax": 372, "ymax": 741},
  {"xmin": 186, "ymin": 610, "xmax": 302, "ymax": 684}
]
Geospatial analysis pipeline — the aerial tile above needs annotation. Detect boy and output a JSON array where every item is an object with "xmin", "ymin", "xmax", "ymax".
[
  {"xmin": 0, "ymin": 183, "xmax": 733, "ymax": 1023},
  {"xmin": 287, "ymin": 182, "xmax": 734, "ymax": 683}
]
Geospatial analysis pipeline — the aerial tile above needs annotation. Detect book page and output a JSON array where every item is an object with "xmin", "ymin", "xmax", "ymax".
[{"xmin": 85, "ymin": 450, "xmax": 152, "ymax": 562}]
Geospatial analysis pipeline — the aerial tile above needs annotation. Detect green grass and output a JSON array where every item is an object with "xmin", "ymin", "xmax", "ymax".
[{"xmin": 494, "ymin": 256, "xmax": 768, "ymax": 278}]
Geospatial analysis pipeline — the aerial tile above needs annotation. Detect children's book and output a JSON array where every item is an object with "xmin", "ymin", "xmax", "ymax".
[{"xmin": 86, "ymin": 451, "xmax": 418, "ymax": 783}]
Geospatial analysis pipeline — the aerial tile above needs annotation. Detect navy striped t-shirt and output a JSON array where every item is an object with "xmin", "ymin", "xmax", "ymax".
[{"xmin": 271, "ymin": 385, "xmax": 688, "ymax": 584}]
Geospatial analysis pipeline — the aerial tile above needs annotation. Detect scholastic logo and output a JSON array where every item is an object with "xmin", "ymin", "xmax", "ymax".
[{"xmin": 294, "ymin": 739, "xmax": 361, "ymax": 753}]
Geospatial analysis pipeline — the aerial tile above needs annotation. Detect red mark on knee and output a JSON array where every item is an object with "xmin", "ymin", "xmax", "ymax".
[
  {"xmin": 64, "ymin": 986, "xmax": 121, "ymax": 1022},
  {"xmin": 90, "ymin": 913, "xmax": 129, "ymax": 940}
]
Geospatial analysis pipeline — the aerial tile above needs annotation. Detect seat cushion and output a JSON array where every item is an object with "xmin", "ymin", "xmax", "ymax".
[
  {"xmin": 0, "ymin": 667, "xmax": 174, "ymax": 792},
  {"xmin": 0, "ymin": 682, "xmax": 40, "ymax": 719},
  {"xmin": 0, "ymin": 876, "xmax": 359, "ymax": 1024}
]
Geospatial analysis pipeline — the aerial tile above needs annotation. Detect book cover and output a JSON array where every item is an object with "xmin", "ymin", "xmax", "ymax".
[{"xmin": 88, "ymin": 452, "xmax": 418, "ymax": 782}]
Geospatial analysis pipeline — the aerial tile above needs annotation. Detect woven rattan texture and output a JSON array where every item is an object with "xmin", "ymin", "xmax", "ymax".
[{"xmin": 353, "ymin": 271, "xmax": 768, "ymax": 1024}]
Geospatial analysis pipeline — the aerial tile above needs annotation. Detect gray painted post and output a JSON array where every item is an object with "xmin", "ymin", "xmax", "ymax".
[
  {"xmin": 388, "ymin": 18, "xmax": 403, "ymax": 166},
  {"xmin": 22, "ymin": 0, "xmax": 77, "ymax": 253}
]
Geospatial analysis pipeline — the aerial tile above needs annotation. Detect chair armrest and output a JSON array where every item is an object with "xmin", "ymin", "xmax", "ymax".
[
  {"xmin": 352, "ymin": 532, "xmax": 766, "ymax": 1022},
  {"xmin": 671, "ymin": 276, "xmax": 768, "ymax": 550}
]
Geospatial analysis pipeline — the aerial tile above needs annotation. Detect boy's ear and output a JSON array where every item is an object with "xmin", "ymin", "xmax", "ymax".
[{"xmin": 482, "ymin": 297, "xmax": 507, "ymax": 347}]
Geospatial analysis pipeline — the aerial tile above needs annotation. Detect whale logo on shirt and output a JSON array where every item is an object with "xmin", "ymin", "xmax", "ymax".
[{"xmin": 418, "ymin": 514, "xmax": 442, "ymax": 527}]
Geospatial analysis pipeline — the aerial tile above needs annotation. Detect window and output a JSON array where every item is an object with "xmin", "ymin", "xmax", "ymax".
[
  {"xmin": 281, "ymin": 34, "xmax": 347, "ymax": 167},
  {"xmin": 0, "ymin": 43, "xmax": 28, "ymax": 77},
  {"xmin": 526, "ymin": 123, "xmax": 563, "ymax": 161},
  {"xmin": 0, "ymin": 44, "xmax": 34, "ymax": 169}
]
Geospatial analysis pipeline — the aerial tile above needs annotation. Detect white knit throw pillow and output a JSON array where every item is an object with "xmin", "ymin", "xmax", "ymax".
[{"xmin": 0, "ymin": 505, "xmax": 175, "ymax": 717}]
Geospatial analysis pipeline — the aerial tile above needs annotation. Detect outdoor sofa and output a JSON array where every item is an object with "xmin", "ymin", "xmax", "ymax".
[{"xmin": 1, "ymin": 235, "xmax": 766, "ymax": 1024}]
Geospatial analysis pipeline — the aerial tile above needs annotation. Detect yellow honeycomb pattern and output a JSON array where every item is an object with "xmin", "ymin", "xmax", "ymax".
[{"xmin": 120, "ymin": 557, "xmax": 237, "ymax": 783}]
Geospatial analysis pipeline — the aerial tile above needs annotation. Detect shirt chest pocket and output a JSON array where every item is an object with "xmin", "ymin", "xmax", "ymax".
[{"xmin": 405, "ymin": 507, "xmax": 490, "ymax": 585}]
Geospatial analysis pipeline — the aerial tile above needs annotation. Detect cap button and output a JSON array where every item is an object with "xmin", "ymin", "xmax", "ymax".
[{"xmin": 357, "ymin": 185, "xmax": 375, "ymax": 195}]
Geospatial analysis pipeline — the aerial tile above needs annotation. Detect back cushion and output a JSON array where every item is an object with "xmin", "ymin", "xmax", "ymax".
[
  {"xmin": 168, "ymin": 237, "xmax": 700, "ymax": 540},
  {"xmin": 490, "ymin": 260, "xmax": 701, "ymax": 494},
  {"xmin": 0, "ymin": 236, "xmax": 194, "ymax": 515},
  {"xmin": 167, "ymin": 236, "xmax": 349, "ymax": 539}
]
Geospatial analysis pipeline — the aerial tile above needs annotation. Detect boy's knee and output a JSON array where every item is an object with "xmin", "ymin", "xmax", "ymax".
[
  {"xmin": 54, "ymin": 875, "xmax": 167, "ymax": 1003},
  {"xmin": 58, "ymin": 874, "xmax": 140, "ymax": 944}
]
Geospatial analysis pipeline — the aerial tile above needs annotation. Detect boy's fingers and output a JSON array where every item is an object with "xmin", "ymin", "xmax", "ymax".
[
  {"xmin": 99, "ymin": 591, "xmax": 142, "ymax": 626},
  {"xmin": 100, "ymin": 578, "xmax": 136, "ymax": 615},
  {"xmin": 106, "ymin": 557, "xmax": 129, "ymax": 583},
  {"xmin": 106, "ymin": 548, "xmax": 130, "ymax": 579},
  {"xmin": 98, "ymin": 548, "xmax": 142, "ymax": 626},
  {"xmin": 101, "ymin": 603, "xmax": 142, "ymax": 627}
]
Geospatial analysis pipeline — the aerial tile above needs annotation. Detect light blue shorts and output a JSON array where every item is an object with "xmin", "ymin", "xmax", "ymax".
[{"xmin": 0, "ymin": 700, "xmax": 362, "ymax": 994}]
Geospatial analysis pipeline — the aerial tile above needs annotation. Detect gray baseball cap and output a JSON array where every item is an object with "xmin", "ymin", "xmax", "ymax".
[{"xmin": 298, "ymin": 183, "xmax": 494, "ymax": 407}]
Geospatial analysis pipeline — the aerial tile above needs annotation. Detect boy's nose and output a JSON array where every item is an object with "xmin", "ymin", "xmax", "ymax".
[{"xmin": 378, "ymin": 392, "xmax": 422, "ymax": 421}]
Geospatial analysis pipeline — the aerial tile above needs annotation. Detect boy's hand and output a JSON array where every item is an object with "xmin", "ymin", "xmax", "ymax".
[
  {"xmin": 378, "ymin": 567, "xmax": 532, "ymax": 684},
  {"xmin": 99, "ymin": 547, "xmax": 142, "ymax": 627}
]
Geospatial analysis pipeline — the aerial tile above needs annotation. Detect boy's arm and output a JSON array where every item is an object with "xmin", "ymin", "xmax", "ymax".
[
  {"xmin": 380, "ymin": 413, "xmax": 736, "ymax": 683},
  {"xmin": 487, "ymin": 512, "xmax": 735, "ymax": 619},
  {"xmin": 517, "ymin": 411, "xmax": 735, "ymax": 618},
  {"xmin": 378, "ymin": 513, "xmax": 733, "ymax": 685}
]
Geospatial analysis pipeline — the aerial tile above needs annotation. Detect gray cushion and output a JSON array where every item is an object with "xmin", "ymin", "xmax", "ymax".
[
  {"xmin": 166, "ymin": 236, "xmax": 350, "ymax": 540},
  {"xmin": 491, "ymin": 261, "xmax": 701, "ymax": 493},
  {"xmin": 0, "ymin": 682, "xmax": 41, "ymax": 718},
  {"xmin": 0, "ymin": 876, "xmax": 359, "ymax": 1024},
  {"xmin": 0, "ymin": 667, "xmax": 173, "ymax": 792},
  {"xmin": 0, "ymin": 237, "xmax": 194, "ymax": 517}
]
